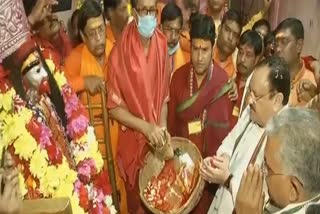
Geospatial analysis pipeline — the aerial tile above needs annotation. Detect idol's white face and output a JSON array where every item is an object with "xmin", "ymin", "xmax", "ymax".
[{"xmin": 23, "ymin": 57, "xmax": 48, "ymax": 90}]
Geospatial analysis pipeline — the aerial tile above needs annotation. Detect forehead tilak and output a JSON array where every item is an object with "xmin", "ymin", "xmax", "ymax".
[{"xmin": 192, "ymin": 39, "xmax": 211, "ymax": 48}]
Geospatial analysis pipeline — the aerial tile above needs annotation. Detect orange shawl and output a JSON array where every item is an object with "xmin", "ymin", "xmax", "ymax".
[{"xmin": 107, "ymin": 22, "xmax": 169, "ymax": 187}]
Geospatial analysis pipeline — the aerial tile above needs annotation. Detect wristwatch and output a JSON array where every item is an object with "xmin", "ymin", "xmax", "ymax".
[{"xmin": 224, "ymin": 173, "xmax": 233, "ymax": 190}]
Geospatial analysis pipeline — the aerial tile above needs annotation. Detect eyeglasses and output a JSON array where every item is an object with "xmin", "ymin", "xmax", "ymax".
[
  {"xmin": 248, "ymin": 89, "xmax": 273, "ymax": 104},
  {"xmin": 262, "ymin": 161, "xmax": 304, "ymax": 187},
  {"xmin": 135, "ymin": 7, "xmax": 158, "ymax": 16},
  {"xmin": 85, "ymin": 25, "xmax": 105, "ymax": 41}
]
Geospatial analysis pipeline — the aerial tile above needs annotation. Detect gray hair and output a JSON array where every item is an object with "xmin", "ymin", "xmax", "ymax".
[{"xmin": 266, "ymin": 107, "xmax": 320, "ymax": 197}]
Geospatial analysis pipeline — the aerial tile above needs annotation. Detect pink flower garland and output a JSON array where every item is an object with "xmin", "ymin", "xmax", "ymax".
[{"xmin": 60, "ymin": 83, "xmax": 112, "ymax": 212}]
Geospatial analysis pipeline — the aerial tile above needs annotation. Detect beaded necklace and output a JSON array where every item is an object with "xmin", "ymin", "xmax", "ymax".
[{"xmin": 188, "ymin": 63, "xmax": 213, "ymax": 129}]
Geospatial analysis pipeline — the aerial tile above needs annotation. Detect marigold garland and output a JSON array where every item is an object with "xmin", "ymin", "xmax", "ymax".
[{"xmin": 0, "ymin": 60, "xmax": 115, "ymax": 214}]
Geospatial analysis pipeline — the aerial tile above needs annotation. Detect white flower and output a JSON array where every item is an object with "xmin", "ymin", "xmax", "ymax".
[
  {"xmin": 86, "ymin": 126, "xmax": 96, "ymax": 144},
  {"xmin": 105, "ymin": 195, "xmax": 117, "ymax": 213},
  {"xmin": 87, "ymin": 183, "xmax": 95, "ymax": 201},
  {"xmin": 109, "ymin": 205, "xmax": 117, "ymax": 214},
  {"xmin": 104, "ymin": 195, "xmax": 113, "ymax": 207}
]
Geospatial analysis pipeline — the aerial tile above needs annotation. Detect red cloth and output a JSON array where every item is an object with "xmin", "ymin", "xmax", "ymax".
[
  {"xmin": 0, "ymin": 64, "xmax": 11, "ymax": 92},
  {"xmin": 168, "ymin": 62, "xmax": 233, "ymax": 213},
  {"xmin": 107, "ymin": 22, "xmax": 169, "ymax": 212},
  {"xmin": 33, "ymin": 28, "xmax": 72, "ymax": 68},
  {"xmin": 168, "ymin": 62, "xmax": 233, "ymax": 157},
  {"xmin": 124, "ymin": 173, "xmax": 151, "ymax": 214},
  {"xmin": 14, "ymin": 37, "xmax": 37, "ymax": 68}
]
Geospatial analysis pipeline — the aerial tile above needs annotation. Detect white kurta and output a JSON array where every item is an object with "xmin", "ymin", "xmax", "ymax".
[
  {"xmin": 208, "ymin": 106, "xmax": 267, "ymax": 214},
  {"xmin": 239, "ymin": 72, "xmax": 253, "ymax": 115}
]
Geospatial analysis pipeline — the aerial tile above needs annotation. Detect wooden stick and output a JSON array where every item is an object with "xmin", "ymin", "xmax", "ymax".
[
  {"xmin": 1, "ymin": 148, "xmax": 5, "ymax": 194},
  {"xmin": 84, "ymin": 89, "xmax": 120, "ymax": 211},
  {"xmin": 100, "ymin": 88, "xmax": 120, "ymax": 211}
]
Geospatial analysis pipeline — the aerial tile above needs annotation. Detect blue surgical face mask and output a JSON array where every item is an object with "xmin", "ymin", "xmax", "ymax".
[
  {"xmin": 134, "ymin": 9, "xmax": 157, "ymax": 38},
  {"xmin": 168, "ymin": 42, "xmax": 180, "ymax": 56}
]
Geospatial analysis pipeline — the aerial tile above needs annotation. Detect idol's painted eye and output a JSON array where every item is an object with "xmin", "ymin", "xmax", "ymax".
[{"xmin": 22, "ymin": 60, "xmax": 41, "ymax": 75}]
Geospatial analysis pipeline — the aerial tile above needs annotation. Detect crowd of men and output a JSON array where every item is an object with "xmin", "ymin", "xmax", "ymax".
[{"xmin": 0, "ymin": 0, "xmax": 320, "ymax": 213}]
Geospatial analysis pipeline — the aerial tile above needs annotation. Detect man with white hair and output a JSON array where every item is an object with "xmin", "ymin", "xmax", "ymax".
[
  {"xmin": 235, "ymin": 107, "xmax": 320, "ymax": 214},
  {"xmin": 200, "ymin": 56, "xmax": 291, "ymax": 214}
]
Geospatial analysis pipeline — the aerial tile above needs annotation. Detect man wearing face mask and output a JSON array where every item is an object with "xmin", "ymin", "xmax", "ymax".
[
  {"xmin": 160, "ymin": 2, "xmax": 190, "ymax": 77},
  {"xmin": 64, "ymin": 1, "xmax": 128, "ymax": 213},
  {"xmin": 107, "ymin": 0, "xmax": 170, "ymax": 212},
  {"xmin": 235, "ymin": 107, "xmax": 320, "ymax": 214}
]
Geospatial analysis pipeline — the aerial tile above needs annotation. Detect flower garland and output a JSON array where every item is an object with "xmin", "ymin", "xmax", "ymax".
[{"xmin": 0, "ymin": 61, "xmax": 116, "ymax": 214}]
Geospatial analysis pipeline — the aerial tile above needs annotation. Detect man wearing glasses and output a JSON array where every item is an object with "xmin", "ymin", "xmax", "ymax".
[
  {"xmin": 235, "ymin": 107, "xmax": 320, "ymax": 214},
  {"xmin": 64, "ymin": 1, "xmax": 128, "ymax": 213},
  {"xmin": 160, "ymin": 2, "xmax": 190, "ymax": 77},
  {"xmin": 107, "ymin": 0, "xmax": 170, "ymax": 212},
  {"xmin": 275, "ymin": 18, "xmax": 317, "ymax": 107},
  {"xmin": 200, "ymin": 56, "xmax": 290, "ymax": 214}
]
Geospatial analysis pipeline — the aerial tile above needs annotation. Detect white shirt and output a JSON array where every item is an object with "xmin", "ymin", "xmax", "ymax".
[
  {"xmin": 239, "ymin": 72, "xmax": 253, "ymax": 115},
  {"xmin": 208, "ymin": 106, "xmax": 266, "ymax": 214}
]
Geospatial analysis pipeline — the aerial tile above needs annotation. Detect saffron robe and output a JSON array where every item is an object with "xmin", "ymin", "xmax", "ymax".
[
  {"xmin": 64, "ymin": 42, "xmax": 127, "ymax": 213},
  {"xmin": 180, "ymin": 8, "xmax": 265, "ymax": 57},
  {"xmin": 213, "ymin": 45, "xmax": 236, "ymax": 78},
  {"xmin": 289, "ymin": 60, "xmax": 317, "ymax": 106},
  {"xmin": 107, "ymin": 22, "xmax": 169, "ymax": 213},
  {"xmin": 106, "ymin": 24, "xmax": 116, "ymax": 59},
  {"xmin": 169, "ymin": 46, "xmax": 190, "ymax": 78},
  {"xmin": 168, "ymin": 62, "xmax": 233, "ymax": 213}
]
